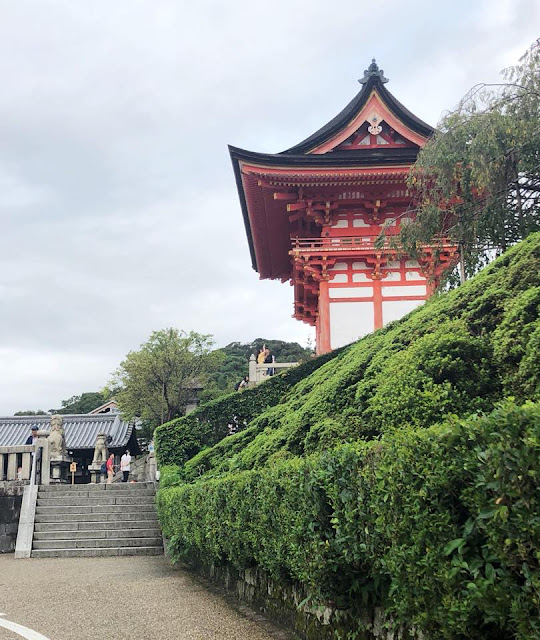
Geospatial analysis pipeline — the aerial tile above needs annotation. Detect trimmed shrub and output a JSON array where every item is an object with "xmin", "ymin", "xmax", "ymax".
[
  {"xmin": 158, "ymin": 401, "xmax": 540, "ymax": 639},
  {"xmin": 155, "ymin": 346, "xmax": 346, "ymax": 468},
  {"xmin": 157, "ymin": 235, "xmax": 540, "ymax": 479}
]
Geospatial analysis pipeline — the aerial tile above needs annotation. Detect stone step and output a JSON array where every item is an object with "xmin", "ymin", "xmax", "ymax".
[
  {"xmin": 33, "ymin": 536, "xmax": 162, "ymax": 550},
  {"xmin": 31, "ymin": 546, "xmax": 163, "ymax": 558},
  {"xmin": 36, "ymin": 489, "xmax": 155, "ymax": 499},
  {"xmin": 34, "ymin": 510, "xmax": 159, "ymax": 523},
  {"xmin": 34, "ymin": 527, "xmax": 161, "ymax": 540},
  {"xmin": 39, "ymin": 482, "xmax": 155, "ymax": 492},
  {"xmin": 37, "ymin": 496, "xmax": 156, "ymax": 506},
  {"xmin": 35, "ymin": 518, "xmax": 159, "ymax": 532},
  {"xmin": 36, "ymin": 504, "xmax": 156, "ymax": 515}
]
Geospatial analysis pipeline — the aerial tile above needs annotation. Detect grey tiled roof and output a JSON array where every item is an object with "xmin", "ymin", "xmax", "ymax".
[{"xmin": 0, "ymin": 414, "xmax": 134, "ymax": 449}]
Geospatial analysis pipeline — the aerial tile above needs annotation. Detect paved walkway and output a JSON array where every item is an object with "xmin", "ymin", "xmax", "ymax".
[{"xmin": 0, "ymin": 555, "xmax": 291, "ymax": 640}]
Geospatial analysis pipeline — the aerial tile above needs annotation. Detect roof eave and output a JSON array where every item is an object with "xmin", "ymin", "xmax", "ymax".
[
  {"xmin": 281, "ymin": 76, "xmax": 434, "ymax": 155},
  {"xmin": 229, "ymin": 145, "xmax": 259, "ymax": 273}
]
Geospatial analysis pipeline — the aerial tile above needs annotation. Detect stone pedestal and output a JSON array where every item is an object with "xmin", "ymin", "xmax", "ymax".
[
  {"xmin": 50, "ymin": 458, "xmax": 70, "ymax": 484},
  {"xmin": 146, "ymin": 452, "xmax": 157, "ymax": 482},
  {"xmin": 88, "ymin": 463, "xmax": 106, "ymax": 484}
]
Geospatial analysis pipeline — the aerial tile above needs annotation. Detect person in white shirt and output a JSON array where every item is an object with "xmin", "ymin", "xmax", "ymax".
[{"xmin": 120, "ymin": 450, "xmax": 131, "ymax": 483}]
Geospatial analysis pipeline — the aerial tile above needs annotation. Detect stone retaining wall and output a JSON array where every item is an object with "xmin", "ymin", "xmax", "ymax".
[
  {"xmin": 166, "ymin": 546, "xmax": 402, "ymax": 640},
  {"xmin": 0, "ymin": 482, "xmax": 26, "ymax": 553}
]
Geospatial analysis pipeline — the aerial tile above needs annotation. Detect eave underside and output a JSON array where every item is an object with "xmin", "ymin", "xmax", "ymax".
[{"xmin": 231, "ymin": 148, "xmax": 417, "ymax": 280}]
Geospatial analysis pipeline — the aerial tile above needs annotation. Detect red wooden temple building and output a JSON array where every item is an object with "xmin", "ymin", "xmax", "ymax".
[{"xmin": 229, "ymin": 60, "xmax": 457, "ymax": 354}]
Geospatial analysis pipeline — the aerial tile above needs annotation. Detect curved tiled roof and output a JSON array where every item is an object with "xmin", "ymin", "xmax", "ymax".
[
  {"xmin": 0, "ymin": 414, "xmax": 134, "ymax": 449},
  {"xmin": 282, "ymin": 73, "xmax": 434, "ymax": 155}
]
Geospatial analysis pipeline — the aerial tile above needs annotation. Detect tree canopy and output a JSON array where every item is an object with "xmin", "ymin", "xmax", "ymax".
[
  {"xmin": 399, "ymin": 40, "xmax": 540, "ymax": 283},
  {"xmin": 51, "ymin": 391, "xmax": 109, "ymax": 415},
  {"xmin": 199, "ymin": 338, "xmax": 314, "ymax": 403},
  {"xmin": 109, "ymin": 328, "xmax": 221, "ymax": 428},
  {"xmin": 13, "ymin": 409, "xmax": 48, "ymax": 416}
]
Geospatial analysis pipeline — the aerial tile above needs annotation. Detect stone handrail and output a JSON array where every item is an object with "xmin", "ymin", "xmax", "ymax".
[
  {"xmin": 248, "ymin": 355, "xmax": 299, "ymax": 384},
  {"xmin": 0, "ymin": 445, "xmax": 34, "ymax": 482}
]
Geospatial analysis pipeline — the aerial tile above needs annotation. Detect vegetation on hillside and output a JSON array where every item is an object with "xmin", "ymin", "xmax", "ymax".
[
  {"xmin": 157, "ymin": 233, "xmax": 539, "ymax": 480},
  {"xmin": 199, "ymin": 338, "xmax": 314, "ymax": 402},
  {"xmin": 156, "ymin": 234, "xmax": 540, "ymax": 639}
]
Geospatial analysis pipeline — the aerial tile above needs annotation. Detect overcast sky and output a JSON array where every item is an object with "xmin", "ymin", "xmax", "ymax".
[{"xmin": 0, "ymin": 0, "xmax": 537, "ymax": 414}]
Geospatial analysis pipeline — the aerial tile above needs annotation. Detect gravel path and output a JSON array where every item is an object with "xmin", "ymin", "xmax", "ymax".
[{"xmin": 0, "ymin": 555, "xmax": 292, "ymax": 640}]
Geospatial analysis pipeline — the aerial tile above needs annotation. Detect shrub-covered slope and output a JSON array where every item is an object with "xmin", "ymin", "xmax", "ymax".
[
  {"xmin": 158, "ymin": 233, "xmax": 540, "ymax": 482},
  {"xmin": 156, "ymin": 235, "xmax": 540, "ymax": 640}
]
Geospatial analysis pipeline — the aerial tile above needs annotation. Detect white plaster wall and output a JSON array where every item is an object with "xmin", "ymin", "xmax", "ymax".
[
  {"xmin": 405, "ymin": 270, "xmax": 426, "ymax": 281},
  {"xmin": 352, "ymin": 272, "xmax": 371, "ymax": 282},
  {"xmin": 330, "ymin": 287, "xmax": 373, "ymax": 298},
  {"xmin": 352, "ymin": 217, "xmax": 370, "ymax": 227},
  {"xmin": 330, "ymin": 273, "xmax": 348, "ymax": 283},
  {"xmin": 329, "ymin": 262, "xmax": 348, "ymax": 271},
  {"xmin": 382, "ymin": 299, "xmax": 424, "ymax": 325},
  {"xmin": 330, "ymin": 301, "xmax": 374, "ymax": 348},
  {"xmin": 382, "ymin": 285, "xmax": 427, "ymax": 297},
  {"xmin": 382, "ymin": 272, "xmax": 401, "ymax": 281}
]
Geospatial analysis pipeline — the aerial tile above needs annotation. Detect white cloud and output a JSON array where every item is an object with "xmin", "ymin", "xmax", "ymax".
[{"xmin": 0, "ymin": 0, "xmax": 537, "ymax": 413}]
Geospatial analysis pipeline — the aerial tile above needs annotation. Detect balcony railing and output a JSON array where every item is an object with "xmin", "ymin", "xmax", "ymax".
[
  {"xmin": 291, "ymin": 236, "xmax": 456, "ymax": 254},
  {"xmin": 291, "ymin": 236, "xmax": 392, "ymax": 253}
]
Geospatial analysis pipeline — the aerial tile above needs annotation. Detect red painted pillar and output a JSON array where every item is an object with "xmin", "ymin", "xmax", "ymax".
[
  {"xmin": 317, "ymin": 280, "xmax": 331, "ymax": 354},
  {"xmin": 373, "ymin": 278, "xmax": 383, "ymax": 330}
]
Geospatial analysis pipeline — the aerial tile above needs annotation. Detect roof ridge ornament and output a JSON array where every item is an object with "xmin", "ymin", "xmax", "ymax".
[{"xmin": 359, "ymin": 58, "xmax": 389, "ymax": 84}]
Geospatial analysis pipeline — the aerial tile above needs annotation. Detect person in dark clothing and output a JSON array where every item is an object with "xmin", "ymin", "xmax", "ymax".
[
  {"xmin": 25, "ymin": 426, "xmax": 38, "ymax": 445},
  {"xmin": 264, "ymin": 348, "xmax": 275, "ymax": 376}
]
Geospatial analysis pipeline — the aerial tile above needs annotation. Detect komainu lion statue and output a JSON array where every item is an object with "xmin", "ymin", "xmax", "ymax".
[
  {"xmin": 49, "ymin": 414, "xmax": 67, "ymax": 461},
  {"xmin": 92, "ymin": 432, "xmax": 108, "ymax": 465}
]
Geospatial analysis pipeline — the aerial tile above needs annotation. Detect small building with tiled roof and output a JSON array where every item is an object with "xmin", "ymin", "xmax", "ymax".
[{"xmin": 0, "ymin": 414, "xmax": 140, "ymax": 483}]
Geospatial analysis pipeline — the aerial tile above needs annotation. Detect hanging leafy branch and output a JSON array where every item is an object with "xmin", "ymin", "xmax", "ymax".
[{"xmin": 400, "ymin": 40, "xmax": 540, "ymax": 284}]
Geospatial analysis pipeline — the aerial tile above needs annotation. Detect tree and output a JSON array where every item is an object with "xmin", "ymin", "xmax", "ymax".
[
  {"xmin": 398, "ymin": 40, "xmax": 540, "ymax": 284},
  {"xmin": 14, "ymin": 410, "xmax": 48, "ymax": 416},
  {"xmin": 199, "ymin": 338, "xmax": 315, "ymax": 403},
  {"xmin": 51, "ymin": 391, "xmax": 109, "ymax": 415},
  {"xmin": 109, "ymin": 328, "xmax": 221, "ymax": 428}
]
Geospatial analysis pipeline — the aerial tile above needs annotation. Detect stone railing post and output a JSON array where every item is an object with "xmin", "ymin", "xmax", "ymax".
[
  {"xmin": 7, "ymin": 451, "xmax": 17, "ymax": 480},
  {"xmin": 248, "ymin": 354, "xmax": 257, "ymax": 386},
  {"xmin": 36, "ymin": 430, "xmax": 51, "ymax": 485},
  {"xmin": 147, "ymin": 451, "xmax": 157, "ymax": 482}
]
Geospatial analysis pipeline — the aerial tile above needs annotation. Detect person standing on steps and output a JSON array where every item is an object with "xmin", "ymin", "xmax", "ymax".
[
  {"xmin": 120, "ymin": 449, "xmax": 131, "ymax": 483},
  {"xmin": 106, "ymin": 453, "xmax": 115, "ymax": 484}
]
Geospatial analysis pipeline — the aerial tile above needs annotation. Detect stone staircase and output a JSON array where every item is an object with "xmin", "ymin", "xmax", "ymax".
[{"xmin": 32, "ymin": 483, "xmax": 163, "ymax": 558}]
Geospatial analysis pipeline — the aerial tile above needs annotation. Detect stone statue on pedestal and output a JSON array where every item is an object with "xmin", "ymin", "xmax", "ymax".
[
  {"xmin": 92, "ymin": 433, "xmax": 108, "ymax": 465},
  {"xmin": 48, "ymin": 415, "xmax": 70, "ymax": 483},
  {"xmin": 49, "ymin": 415, "xmax": 67, "ymax": 461},
  {"xmin": 89, "ymin": 432, "xmax": 109, "ymax": 483}
]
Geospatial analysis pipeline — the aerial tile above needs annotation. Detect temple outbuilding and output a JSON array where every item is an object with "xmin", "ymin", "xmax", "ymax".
[{"xmin": 0, "ymin": 413, "xmax": 140, "ymax": 483}]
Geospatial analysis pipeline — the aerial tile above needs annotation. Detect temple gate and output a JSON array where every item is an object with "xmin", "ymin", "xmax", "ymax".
[{"xmin": 230, "ymin": 60, "xmax": 457, "ymax": 354}]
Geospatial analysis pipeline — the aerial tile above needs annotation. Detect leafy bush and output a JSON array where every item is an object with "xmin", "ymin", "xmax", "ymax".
[
  {"xmin": 157, "ymin": 235, "xmax": 540, "ymax": 478},
  {"xmin": 158, "ymin": 401, "xmax": 540, "ymax": 639},
  {"xmin": 156, "ymin": 235, "xmax": 540, "ymax": 638},
  {"xmin": 155, "ymin": 345, "xmax": 345, "ymax": 467}
]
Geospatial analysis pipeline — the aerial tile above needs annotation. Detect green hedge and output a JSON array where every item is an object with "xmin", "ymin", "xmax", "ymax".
[
  {"xmin": 154, "ymin": 345, "xmax": 346, "ymax": 467},
  {"xmin": 158, "ymin": 400, "xmax": 540, "ymax": 639},
  {"xmin": 160, "ymin": 235, "xmax": 540, "ymax": 482}
]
